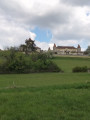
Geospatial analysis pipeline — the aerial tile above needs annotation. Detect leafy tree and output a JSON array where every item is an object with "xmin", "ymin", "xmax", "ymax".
[
  {"xmin": 84, "ymin": 46, "xmax": 90, "ymax": 55},
  {"xmin": 19, "ymin": 38, "xmax": 36, "ymax": 54},
  {"xmin": 4, "ymin": 47, "xmax": 17, "ymax": 62},
  {"xmin": 19, "ymin": 44, "xmax": 27, "ymax": 52},
  {"xmin": 25, "ymin": 38, "xmax": 36, "ymax": 54}
]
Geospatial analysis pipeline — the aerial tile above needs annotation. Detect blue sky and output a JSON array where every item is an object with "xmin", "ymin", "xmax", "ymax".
[
  {"xmin": 31, "ymin": 27, "xmax": 52, "ymax": 43},
  {"xmin": 86, "ymin": 12, "xmax": 90, "ymax": 16}
]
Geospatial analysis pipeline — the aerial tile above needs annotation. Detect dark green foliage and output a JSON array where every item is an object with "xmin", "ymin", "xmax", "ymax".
[
  {"xmin": 29, "ymin": 53, "xmax": 60, "ymax": 72},
  {"xmin": 72, "ymin": 66, "xmax": 88, "ymax": 72},
  {"xmin": 19, "ymin": 38, "xmax": 37, "ymax": 54},
  {"xmin": 0, "ymin": 50, "xmax": 61, "ymax": 73},
  {"xmin": 0, "ymin": 51, "xmax": 26, "ymax": 73},
  {"xmin": 25, "ymin": 38, "xmax": 36, "ymax": 52},
  {"xmin": 84, "ymin": 46, "xmax": 90, "ymax": 55},
  {"xmin": 34, "ymin": 60, "xmax": 60, "ymax": 72}
]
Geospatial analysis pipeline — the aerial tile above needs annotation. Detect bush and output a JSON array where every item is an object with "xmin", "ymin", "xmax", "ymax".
[
  {"xmin": 0, "ymin": 50, "xmax": 61, "ymax": 73},
  {"xmin": 0, "ymin": 52, "xmax": 26, "ymax": 73},
  {"xmin": 33, "ymin": 60, "xmax": 61, "ymax": 72},
  {"xmin": 72, "ymin": 66, "xmax": 88, "ymax": 73}
]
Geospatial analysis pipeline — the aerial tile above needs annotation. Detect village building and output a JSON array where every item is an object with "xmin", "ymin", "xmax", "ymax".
[
  {"xmin": 35, "ymin": 47, "xmax": 41, "ymax": 52},
  {"xmin": 52, "ymin": 43, "xmax": 83, "ymax": 55}
]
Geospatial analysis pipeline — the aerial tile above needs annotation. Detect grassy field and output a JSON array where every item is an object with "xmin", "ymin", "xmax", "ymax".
[
  {"xmin": 0, "ymin": 56, "xmax": 90, "ymax": 120},
  {"xmin": 53, "ymin": 56, "xmax": 90, "ymax": 72}
]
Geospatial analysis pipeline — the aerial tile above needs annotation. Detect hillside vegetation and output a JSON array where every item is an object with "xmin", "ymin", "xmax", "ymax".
[{"xmin": 0, "ymin": 50, "xmax": 60, "ymax": 73}]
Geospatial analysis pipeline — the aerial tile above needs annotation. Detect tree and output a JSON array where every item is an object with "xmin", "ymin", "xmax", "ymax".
[
  {"xmin": 19, "ymin": 44, "xmax": 27, "ymax": 52},
  {"xmin": 25, "ymin": 38, "xmax": 36, "ymax": 54},
  {"xmin": 84, "ymin": 46, "xmax": 90, "ymax": 55},
  {"xmin": 19, "ymin": 38, "xmax": 37, "ymax": 54}
]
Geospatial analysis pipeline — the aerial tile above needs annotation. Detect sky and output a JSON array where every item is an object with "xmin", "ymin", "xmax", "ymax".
[{"xmin": 0, "ymin": 0, "xmax": 90, "ymax": 51}]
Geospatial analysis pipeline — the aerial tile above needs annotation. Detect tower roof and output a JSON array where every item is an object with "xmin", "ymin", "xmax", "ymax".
[
  {"xmin": 77, "ymin": 44, "xmax": 81, "ymax": 48},
  {"xmin": 56, "ymin": 46, "xmax": 76, "ymax": 49},
  {"xmin": 53, "ymin": 43, "xmax": 56, "ymax": 47}
]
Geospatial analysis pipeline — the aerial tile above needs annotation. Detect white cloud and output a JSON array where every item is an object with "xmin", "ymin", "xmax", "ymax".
[
  {"xmin": 29, "ymin": 32, "xmax": 36, "ymax": 40},
  {"xmin": 0, "ymin": 0, "xmax": 90, "ymax": 50},
  {"xmin": 0, "ymin": 15, "xmax": 32, "ymax": 49},
  {"xmin": 35, "ymin": 41, "xmax": 50, "ymax": 50}
]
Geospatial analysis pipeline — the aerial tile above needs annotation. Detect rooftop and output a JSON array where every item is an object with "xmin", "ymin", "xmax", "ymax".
[{"xmin": 56, "ymin": 46, "xmax": 77, "ymax": 49}]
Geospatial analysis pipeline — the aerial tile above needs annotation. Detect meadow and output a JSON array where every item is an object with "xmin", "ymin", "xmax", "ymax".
[
  {"xmin": 0, "ymin": 56, "xmax": 90, "ymax": 120},
  {"xmin": 53, "ymin": 56, "xmax": 90, "ymax": 72}
]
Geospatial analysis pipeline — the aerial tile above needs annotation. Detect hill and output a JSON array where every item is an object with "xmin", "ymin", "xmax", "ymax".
[
  {"xmin": 0, "ymin": 56, "xmax": 90, "ymax": 120},
  {"xmin": 53, "ymin": 56, "xmax": 90, "ymax": 72}
]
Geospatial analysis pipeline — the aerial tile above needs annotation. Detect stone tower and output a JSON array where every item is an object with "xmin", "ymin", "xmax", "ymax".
[
  {"xmin": 77, "ymin": 44, "xmax": 81, "ymax": 53},
  {"xmin": 53, "ymin": 43, "xmax": 56, "ymax": 51}
]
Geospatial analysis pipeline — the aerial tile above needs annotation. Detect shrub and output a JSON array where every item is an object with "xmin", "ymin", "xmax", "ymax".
[
  {"xmin": 45, "ymin": 61, "xmax": 61, "ymax": 72},
  {"xmin": 0, "ymin": 52, "xmax": 26, "ymax": 73},
  {"xmin": 0, "ymin": 50, "xmax": 61, "ymax": 73},
  {"xmin": 72, "ymin": 66, "xmax": 88, "ymax": 73},
  {"xmin": 33, "ymin": 60, "xmax": 61, "ymax": 72}
]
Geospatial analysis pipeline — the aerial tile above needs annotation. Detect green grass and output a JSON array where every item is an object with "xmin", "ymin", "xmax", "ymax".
[
  {"xmin": 0, "ymin": 73, "xmax": 90, "ymax": 88},
  {"xmin": 53, "ymin": 56, "xmax": 90, "ymax": 72},
  {"xmin": 0, "ymin": 86, "xmax": 90, "ymax": 120},
  {"xmin": 0, "ymin": 56, "xmax": 90, "ymax": 120}
]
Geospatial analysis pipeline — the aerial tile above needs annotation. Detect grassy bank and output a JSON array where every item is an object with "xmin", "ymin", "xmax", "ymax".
[{"xmin": 53, "ymin": 56, "xmax": 90, "ymax": 72}]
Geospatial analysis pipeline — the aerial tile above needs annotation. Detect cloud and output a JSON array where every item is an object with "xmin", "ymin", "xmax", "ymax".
[
  {"xmin": 60, "ymin": 0, "xmax": 90, "ymax": 6},
  {"xmin": 29, "ymin": 32, "xmax": 36, "ymax": 40},
  {"xmin": 35, "ymin": 41, "xmax": 50, "ymax": 50},
  {"xmin": 0, "ymin": 15, "xmax": 32, "ymax": 49},
  {"xmin": 0, "ymin": 0, "xmax": 90, "ymax": 50}
]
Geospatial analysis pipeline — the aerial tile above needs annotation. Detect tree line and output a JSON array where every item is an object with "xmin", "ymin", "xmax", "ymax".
[{"xmin": 0, "ymin": 38, "xmax": 62, "ymax": 73}]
